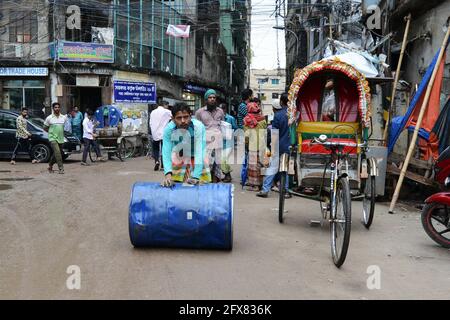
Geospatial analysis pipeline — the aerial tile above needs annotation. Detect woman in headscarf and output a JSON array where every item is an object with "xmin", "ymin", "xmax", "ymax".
[{"xmin": 243, "ymin": 101, "xmax": 267, "ymax": 191}]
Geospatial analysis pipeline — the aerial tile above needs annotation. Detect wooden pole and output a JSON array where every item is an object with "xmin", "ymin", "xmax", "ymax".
[
  {"xmin": 383, "ymin": 14, "xmax": 411, "ymax": 143},
  {"xmin": 388, "ymin": 25, "xmax": 450, "ymax": 213}
]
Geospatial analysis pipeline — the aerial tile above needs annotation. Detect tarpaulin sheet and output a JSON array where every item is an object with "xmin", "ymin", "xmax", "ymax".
[
  {"xmin": 388, "ymin": 39, "xmax": 449, "ymax": 155},
  {"xmin": 129, "ymin": 182, "xmax": 233, "ymax": 250}
]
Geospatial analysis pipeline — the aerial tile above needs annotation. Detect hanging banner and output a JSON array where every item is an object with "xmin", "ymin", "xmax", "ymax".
[
  {"xmin": 114, "ymin": 81, "xmax": 157, "ymax": 104},
  {"xmin": 166, "ymin": 24, "xmax": 190, "ymax": 38}
]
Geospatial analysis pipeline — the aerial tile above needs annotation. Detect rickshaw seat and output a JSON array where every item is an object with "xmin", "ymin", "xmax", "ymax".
[{"xmin": 297, "ymin": 121, "xmax": 361, "ymax": 154}]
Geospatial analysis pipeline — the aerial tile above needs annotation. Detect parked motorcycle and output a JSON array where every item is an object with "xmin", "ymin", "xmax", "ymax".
[{"xmin": 421, "ymin": 146, "xmax": 450, "ymax": 248}]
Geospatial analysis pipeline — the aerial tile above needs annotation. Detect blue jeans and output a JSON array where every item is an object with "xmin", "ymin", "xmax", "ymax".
[{"xmin": 262, "ymin": 172, "xmax": 289, "ymax": 193}]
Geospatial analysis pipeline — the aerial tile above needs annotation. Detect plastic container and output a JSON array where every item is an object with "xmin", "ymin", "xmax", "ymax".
[{"xmin": 129, "ymin": 182, "xmax": 234, "ymax": 250}]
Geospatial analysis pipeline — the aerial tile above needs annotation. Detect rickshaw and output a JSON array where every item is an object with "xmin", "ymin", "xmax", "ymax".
[
  {"xmin": 87, "ymin": 105, "xmax": 135, "ymax": 162},
  {"xmin": 278, "ymin": 59, "xmax": 378, "ymax": 268}
]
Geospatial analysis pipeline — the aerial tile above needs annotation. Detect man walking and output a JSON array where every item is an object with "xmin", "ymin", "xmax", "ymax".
[
  {"xmin": 257, "ymin": 94, "xmax": 291, "ymax": 198},
  {"xmin": 161, "ymin": 103, "xmax": 211, "ymax": 187},
  {"xmin": 70, "ymin": 106, "xmax": 83, "ymax": 141},
  {"xmin": 10, "ymin": 107, "xmax": 38, "ymax": 165},
  {"xmin": 81, "ymin": 109, "xmax": 104, "ymax": 165},
  {"xmin": 44, "ymin": 102, "xmax": 67, "ymax": 174},
  {"xmin": 149, "ymin": 100, "xmax": 172, "ymax": 171},
  {"xmin": 195, "ymin": 89, "xmax": 225, "ymax": 182},
  {"xmin": 237, "ymin": 88, "xmax": 253, "ymax": 130}
]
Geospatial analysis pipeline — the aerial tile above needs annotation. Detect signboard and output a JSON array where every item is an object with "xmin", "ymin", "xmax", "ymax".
[
  {"xmin": 76, "ymin": 75, "xmax": 99, "ymax": 87},
  {"xmin": 0, "ymin": 67, "xmax": 48, "ymax": 76},
  {"xmin": 114, "ymin": 81, "xmax": 156, "ymax": 104},
  {"xmin": 57, "ymin": 41, "xmax": 114, "ymax": 63},
  {"xmin": 184, "ymin": 83, "xmax": 208, "ymax": 95}
]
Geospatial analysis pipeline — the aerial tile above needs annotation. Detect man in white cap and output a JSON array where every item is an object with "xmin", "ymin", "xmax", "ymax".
[{"xmin": 257, "ymin": 93, "xmax": 291, "ymax": 198}]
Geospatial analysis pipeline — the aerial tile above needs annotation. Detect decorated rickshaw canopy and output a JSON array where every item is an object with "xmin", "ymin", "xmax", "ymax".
[{"xmin": 287, "ymin": 58, "xmax": 372, "ymax": 128}]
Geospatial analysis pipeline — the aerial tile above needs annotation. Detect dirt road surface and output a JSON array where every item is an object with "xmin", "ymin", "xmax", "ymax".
[{"xmin": 1, "ymin": 156, "xmax": 449, "ymax": 299}]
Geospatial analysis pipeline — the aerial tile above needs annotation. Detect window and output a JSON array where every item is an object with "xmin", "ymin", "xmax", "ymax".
[
  {"xmin": 0, "ymin": 113, "xmax": 17, "ymax": 130},
  {"xmin": 113, "ymin": 0, "xmax": 183, "ymax": 76},
  {"xmin": 271, "ymin": 79, "xmax": 280, "ymax": 85},
  {"xmin": 3, "ymin": 80, "xmax": 46, "ymax": 114},
  {"xmin": 272, "ymin": 93, "xmax": 279, "ymax": 99},
  {"xmin": 9, "ymin": 10, "xmax": 38, "ymax": 43}
]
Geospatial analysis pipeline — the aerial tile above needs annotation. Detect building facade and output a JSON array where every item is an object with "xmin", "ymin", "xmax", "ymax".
[
  {"xmin": 249, "ymin": 68, "xmax": 286, "ymax": 119},
  {"xmin": 0, "ymin": 0, "xmax": 251, "ymax": 122}
]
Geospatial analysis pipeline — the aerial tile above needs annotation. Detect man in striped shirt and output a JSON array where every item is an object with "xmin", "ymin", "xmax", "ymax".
[
  {"xmin": 44, "ymin": 102, "xmax": 67, "ymax": 174},
  {"xmin": 10, "ymin": 107, "xmax": 38, "ymax": 165},
  {"xmin": 237, "ymin": 88, "xmax": 253, "ymax": 129}
]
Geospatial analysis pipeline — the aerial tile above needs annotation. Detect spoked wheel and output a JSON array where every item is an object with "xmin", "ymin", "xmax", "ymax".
[
  {"xmin": 121, "ymin": 138, "xmax": 135, "ymax": 159},
  {"xmin": 88, "ymin": 145, "xmax": 98, "ymax": 163},
  {"xmin": 117, "ymin": 143, "xmax": 124, "ymax": 162},
  {"xmin": 361, "ymin": 175, "xmax": 376, "ymax": 229},
  {"xmin": 330, "ymin": 177, "xmax": 352, "ymax": 268},
  {"xmin": 278, "ymin": 172, "xmax": 286, "ymax": 223},
  {"xmin": 421, "ymin": 203, "xmax": 450, "ymax": 248}
]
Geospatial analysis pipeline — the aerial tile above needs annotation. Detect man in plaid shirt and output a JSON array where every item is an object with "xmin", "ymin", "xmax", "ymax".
[{"xmin": 11, "ymin": 107, "xmax": 38, "ymax": 165}]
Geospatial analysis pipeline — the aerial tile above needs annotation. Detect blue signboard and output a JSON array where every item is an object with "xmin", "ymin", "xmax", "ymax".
[
  {"xmin": 114, "ymin": 81, "xmax": 157, "ymax": 104},
  {"xmin": 184, "ymin": 83, "xmax": 208, "ymax": 95}
]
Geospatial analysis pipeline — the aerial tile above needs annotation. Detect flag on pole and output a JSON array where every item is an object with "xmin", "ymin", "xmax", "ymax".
[
  {"xmin": 166, "ymin": 25, "xmax": 190, "ymax": 38},
  {"xmin": 388, "ymin": 40, "xmax": 449, "ymax": 159}
]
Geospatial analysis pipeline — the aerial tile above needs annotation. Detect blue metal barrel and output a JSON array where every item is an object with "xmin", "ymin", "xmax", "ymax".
[{"xmin": 129, "ymin": 182, "xmax": 234, "ymax": 250}]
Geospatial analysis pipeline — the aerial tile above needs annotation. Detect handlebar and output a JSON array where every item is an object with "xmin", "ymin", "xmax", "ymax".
[{"xmin": 310, "ymin": 136, "xmax": 367, "ymax": 150}]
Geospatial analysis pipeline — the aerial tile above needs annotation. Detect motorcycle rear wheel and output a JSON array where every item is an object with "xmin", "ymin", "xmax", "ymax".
[{"xmin": 421, "ymin": 203, "xmax": 450, "ymax": 248}]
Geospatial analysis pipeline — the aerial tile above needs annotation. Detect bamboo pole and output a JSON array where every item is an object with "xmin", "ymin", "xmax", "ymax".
[
  {"xmin": 383, "ymin": 14, "xmax": 411, "ymax": 144},
  {"xmin": 388, "ymin": 25, "xmax": 450, "ymax": 213}
]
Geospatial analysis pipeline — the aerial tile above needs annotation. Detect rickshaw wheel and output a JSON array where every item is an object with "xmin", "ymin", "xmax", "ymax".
[
  {"xmin": 88, "ymin": 146, "xmax": 98, "ymax": 163},
  {"xmin": 117, "ymin": 143, "xmax": 124, "ymax": 162},
  {"xmin": 361, "ymin": 175, "xmax": 376, "ymax": 229},
  {"xmin": 331, "ymin": 177, "xmax": 351, "ymax": 268},
  {"xmin": 278, "ymin": 172, "xmax": 286, "ymax": 223}
]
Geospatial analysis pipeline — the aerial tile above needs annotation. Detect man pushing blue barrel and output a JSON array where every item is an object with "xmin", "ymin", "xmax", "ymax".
[{"xmin": 129, "ymin": 102, "xmax": 234, "ymax": 250}]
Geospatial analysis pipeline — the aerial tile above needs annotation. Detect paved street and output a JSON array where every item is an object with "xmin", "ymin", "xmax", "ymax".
[{"xmin": 1, "ymin": 155, "xmax": 449, "ymax": 300}]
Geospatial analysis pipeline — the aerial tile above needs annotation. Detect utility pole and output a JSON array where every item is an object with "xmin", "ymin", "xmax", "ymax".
[{"xmin": 228, "ymin": 59, "xmax": 233, "ymax": 112}]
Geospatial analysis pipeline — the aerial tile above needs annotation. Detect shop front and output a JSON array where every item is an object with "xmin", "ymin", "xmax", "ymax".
[
  {"xmin": 182, "ymin": 83, "xmax": 207, "ymax": 111},
  {"xmin": 0, "ymin": 67, "xmax": 50, "ymax": 118},
  {"xmin": 182, "ymin": 83, "xmax": 226, "ymax": 112},
  {"xmin": 51, "ymin": 41, "xmax": 115, "ymax": 114}
]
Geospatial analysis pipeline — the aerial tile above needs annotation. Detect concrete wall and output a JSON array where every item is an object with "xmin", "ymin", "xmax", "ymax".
[
  {"xmin": 0, "ymin": 0, "xmax": 50, "ymax": 61},
  {"xmin": 400, "ymin": 0, "xmax": 450, "ymax": 109}
]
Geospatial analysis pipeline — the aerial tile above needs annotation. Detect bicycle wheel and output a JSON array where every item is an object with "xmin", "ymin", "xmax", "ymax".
[
  {"xmin": 278, "ymin": 172, "xmax": 286, "ymax": 223},
  {"xmin": 361, "ymin": 175, "xmax": 376, "ymax": 229},
  {"xmin": 117, "ymin": 140, "xmax": 125, "ymax": 162},
  {"xmin": 330, "ymin": 177, "xmax": 352, "ymax": 268},
  {"xmin": 88, "ymin": 145, "xmax": 98, "ymax": 163},
  {"xmin": 122, "ymin": 138, "xmax": 135, "ymax": 159}
]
